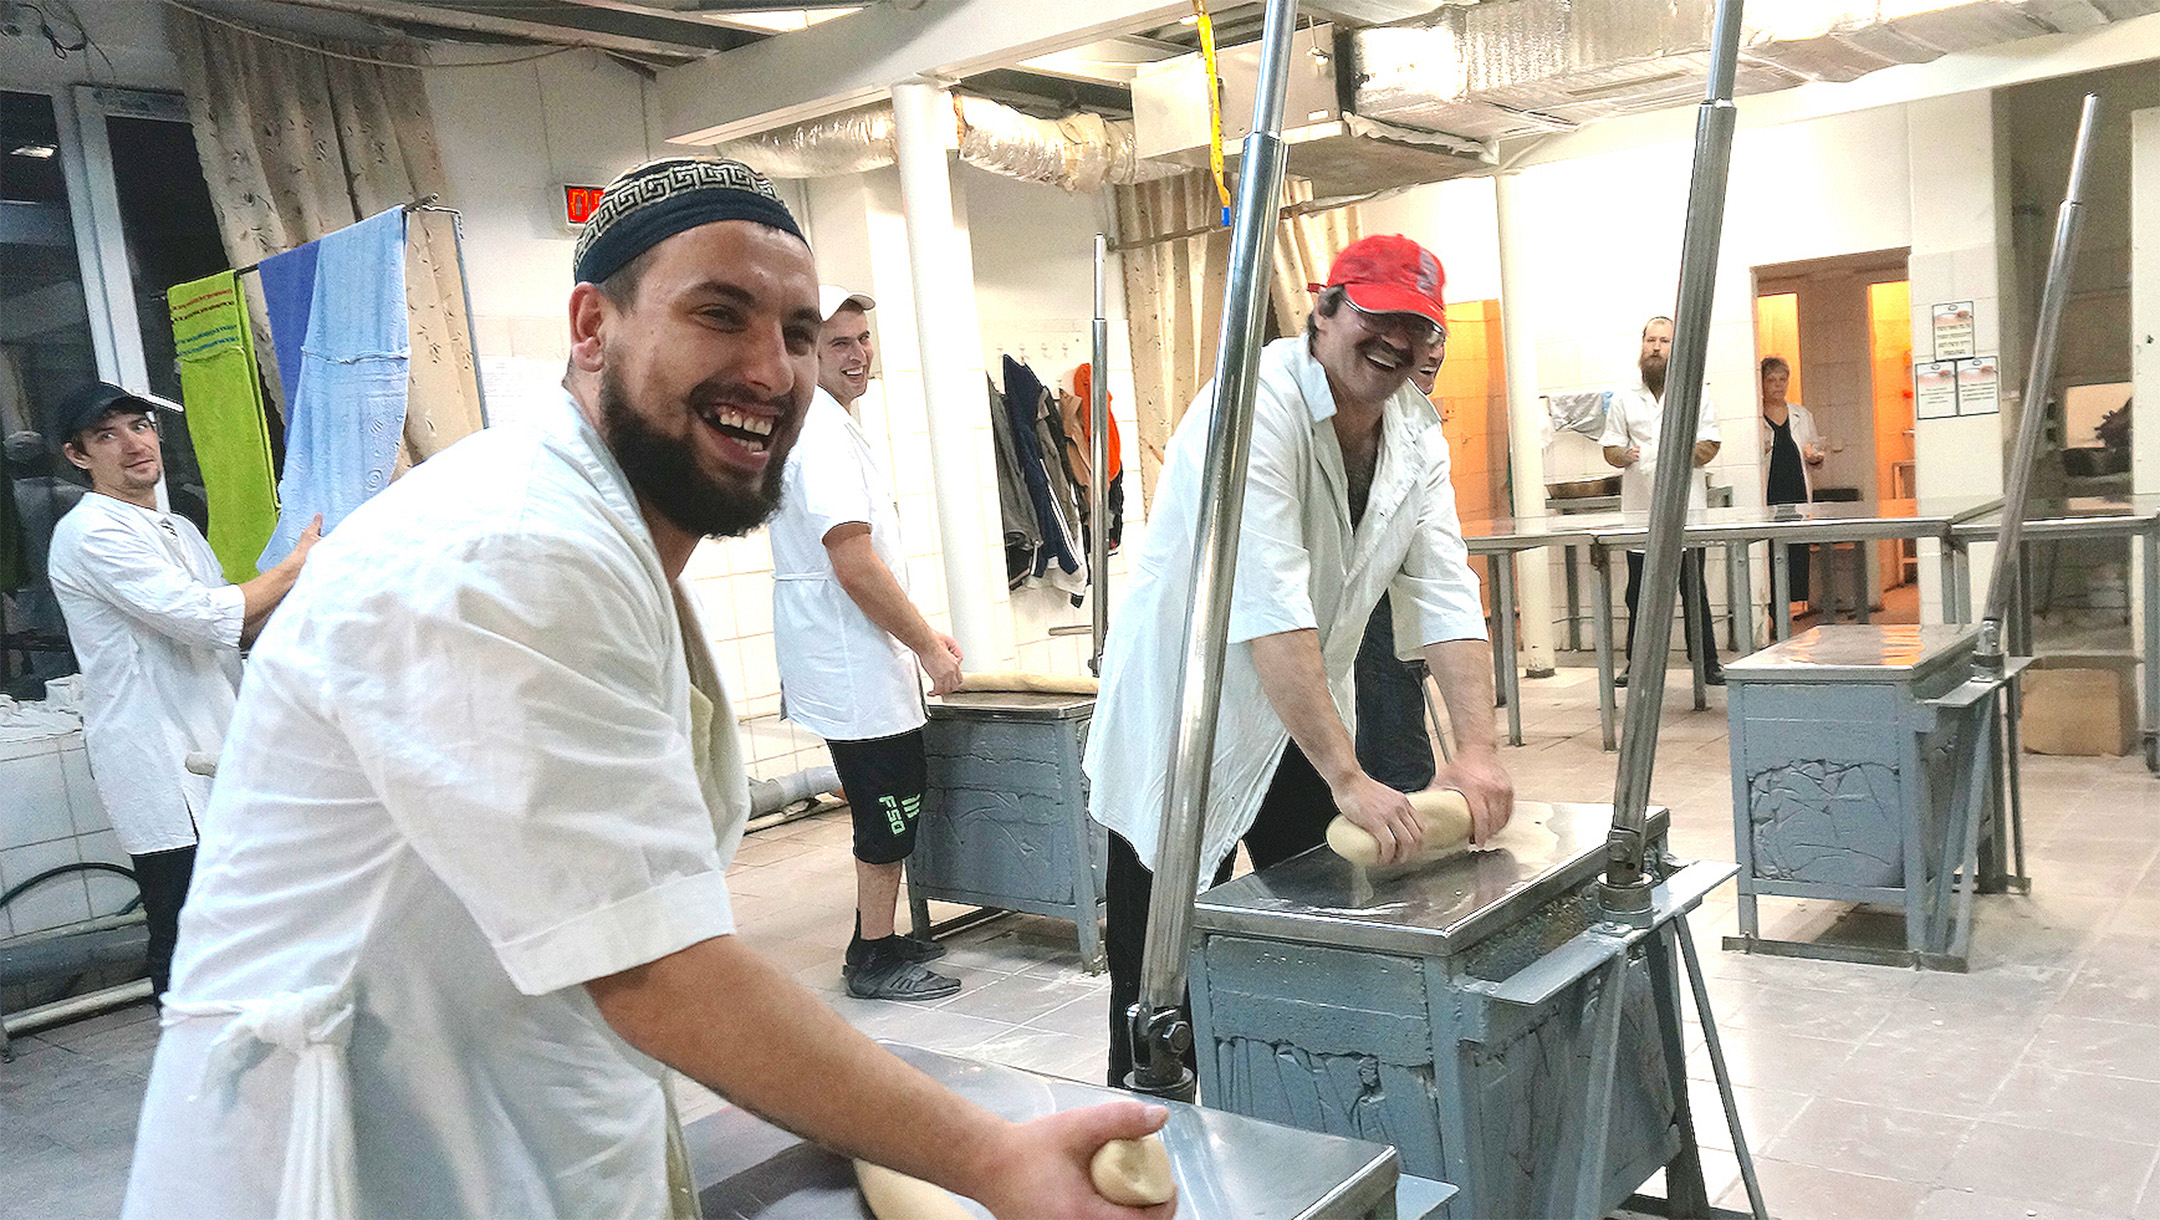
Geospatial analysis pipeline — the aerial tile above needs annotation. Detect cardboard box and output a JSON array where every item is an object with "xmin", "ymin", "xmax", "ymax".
[{"xmin": 2021, "ymin": 653, "xmax": 2138, "ymax": 757}]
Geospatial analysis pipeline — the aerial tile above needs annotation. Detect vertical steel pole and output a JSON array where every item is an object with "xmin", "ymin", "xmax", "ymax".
[
  {"xmin": 1091, "ymin": 234, "xmax": 1112, "ymax": 676},
  {"xmin": 1603, "ymin": 0, "xmax": 1745, "ymax": 916},
  {"xmin": 1126, "ymin": 0, "xmax": 1297, "ymax": 1098},
  {"xmin": 1976, "ymin": 94, "xmax": 2100, "ymax": 671}
]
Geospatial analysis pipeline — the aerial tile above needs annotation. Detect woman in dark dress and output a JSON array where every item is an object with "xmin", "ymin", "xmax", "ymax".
[{"xmin": 1760, "ymin": 356, "xmax": 1824, "ymax": 613}]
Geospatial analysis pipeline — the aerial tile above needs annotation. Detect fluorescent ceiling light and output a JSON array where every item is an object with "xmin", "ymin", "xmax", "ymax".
[
  {"xmin": 708, "ymin": 8, "xmax": 861, "ymax": 32},
  {"xmin": 10, "ymin": 144, "xmax": 56, "ymax": 158}
]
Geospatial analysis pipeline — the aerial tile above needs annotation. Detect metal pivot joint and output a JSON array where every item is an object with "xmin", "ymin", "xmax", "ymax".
[{"xmin": 1127, "ymin": 0, "xmax": 1297, "ymax": 1099}]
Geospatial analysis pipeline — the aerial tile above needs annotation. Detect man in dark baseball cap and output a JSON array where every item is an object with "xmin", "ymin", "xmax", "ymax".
[
  {"xmin": 43, "ymin": 377, "xmax": 319, "ymax": 1016},
  {"xmin": 1088, "ymin": 231, "xmax": 1513, "ymax": 1088}
]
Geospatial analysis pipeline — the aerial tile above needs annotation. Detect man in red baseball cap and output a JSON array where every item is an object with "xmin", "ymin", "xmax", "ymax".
[{"xmin": 1087, "ymin": 233, "xmax": 1514, "ymax": 1088}]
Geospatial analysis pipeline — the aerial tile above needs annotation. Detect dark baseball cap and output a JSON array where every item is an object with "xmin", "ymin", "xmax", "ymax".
[{"xmin": 53, "ymin": 381, "xmax": 158, "ymax": 446}]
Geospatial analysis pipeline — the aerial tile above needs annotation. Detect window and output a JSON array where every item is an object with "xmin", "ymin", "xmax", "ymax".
[{"xmin": 0, "ymin": 86, "xmax": 230, "ymax": 696}]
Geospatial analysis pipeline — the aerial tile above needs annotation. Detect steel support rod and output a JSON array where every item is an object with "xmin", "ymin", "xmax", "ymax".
[
  {"xmin": 1976, "ymin": 93, "xmax": 2100, "ymax": 672},
  {"xmin": 1603, "ymin": 0, "xmax": 1745, "ymax": 917},
  {"xmin": 1127, "ymin": 0, "xmax": 1297, "ymax": 1098},
  {"xmin": 1090, "ymin": 233, "xmax": 1112, "ymax": 676}
]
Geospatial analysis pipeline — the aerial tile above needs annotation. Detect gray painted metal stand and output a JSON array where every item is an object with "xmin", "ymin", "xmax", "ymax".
[
  {"xmin": 1187, "ymin": 804, "xmax": 1746, "ymax": 1219},
  {"xmin": 906, "ymin": 691, "xmax": 1105, "ymax": 970},
  {"xmin": 1721, "ymin": 625, "xmax": 2023, "ymax": 970}
]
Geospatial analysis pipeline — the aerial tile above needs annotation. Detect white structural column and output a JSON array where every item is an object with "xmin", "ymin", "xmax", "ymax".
[
  {"xmin": 1494, "ymin": 170, "xmax": 1557, "ymax": 676},
  {"xmin": 890, "ymin": 77, "xmax": 999, "ymax": 664}
]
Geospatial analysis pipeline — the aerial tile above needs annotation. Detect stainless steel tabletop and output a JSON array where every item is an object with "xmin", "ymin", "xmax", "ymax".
[
  {"xmin": 1722, "ymin": 623, "xmax": 1977, "ymax": 681},
  {"xmin": 686, "ymin": 1042, "xmax": 1406, "ymax": 1220},
  {"xmin": 926, "ymin": 690, "xmax": 1096, "ymax": 721},
  {"xmin": 1190, "ymin": 802, "xmax": 1665, "ymax": 959},
  {"xmin": 1948, "ymin": 494, "xmax": 2160, "ymax": 541}
]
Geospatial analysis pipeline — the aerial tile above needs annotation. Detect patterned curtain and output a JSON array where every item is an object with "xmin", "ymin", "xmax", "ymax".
[
  {"xmin": 1112, "ymin": 170, "xmax": 1233, "ymax": 510},
  {"xmin": 1111, "ymin": 169, "xmax": 1361, "ymax": 509},
  {"xmin": 1271, "ymin": 177, "xmax": 1362, "ymax": 345},
  {"xmin": 169, "ymin": 11, "xmax": 483, "ymax": 468}
]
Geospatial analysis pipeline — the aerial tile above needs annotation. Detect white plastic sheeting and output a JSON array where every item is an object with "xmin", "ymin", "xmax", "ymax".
[
  {"xmin": 705, "ymin": 94, "xmax": 1180, "ymax": 191},
  {"xmin": 1355, "ymin": 0, "xmax": 2160, "ymax": 141}
]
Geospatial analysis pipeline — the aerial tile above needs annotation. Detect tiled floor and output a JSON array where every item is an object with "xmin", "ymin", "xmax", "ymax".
[{"xmin": 6, "ymin": 667, "xmax": 2160, "ymax": 1219}]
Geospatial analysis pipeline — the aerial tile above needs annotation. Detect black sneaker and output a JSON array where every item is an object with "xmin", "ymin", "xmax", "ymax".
[
  {"xmin": 1705, "ymin": 667, "xmax": 1726, "ymax": 687},
  {"xmin": 891, "ymin": 933, "xmax": 947, "ymax": 963},
  {"xmin": 844, "ymin": 950, "xmax": 961, "ymax": 1001},
  {"xmin": 1613, "ymin": 670, "xmax": 1629, "ymax": 688}
]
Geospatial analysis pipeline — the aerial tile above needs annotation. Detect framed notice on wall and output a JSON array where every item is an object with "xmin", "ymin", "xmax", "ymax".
[
  {"xmin": 1916, "ymin": 360, "xmax": 1959, "ymax": 419},
  {"xmin": 1957, "ymin": 356, "xmax": 2000, "ymax": 416},
  {"xmin": 1932, "ymin": 301, "xmax": 1975, "ymax": 360}
]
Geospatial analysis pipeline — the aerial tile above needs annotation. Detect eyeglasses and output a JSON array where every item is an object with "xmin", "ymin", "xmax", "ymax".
[{"xmin": 1344, "ymin": 299, "xmax": 1447, "ymax": 353}]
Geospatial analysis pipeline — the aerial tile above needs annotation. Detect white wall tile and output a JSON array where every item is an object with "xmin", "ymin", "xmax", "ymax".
[
  {"xmin": 1, "ymin": 746, "xmax": 74, "ymax": 849},
  {"xmin": 60, "ymin": 745, "xmax": 111, "ymax": 838},
  {"xmin": 0, "ymin": 838, "xmax": 90, "ymax": 935}
]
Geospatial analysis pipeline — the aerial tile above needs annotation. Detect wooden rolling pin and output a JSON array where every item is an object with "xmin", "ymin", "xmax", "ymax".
[
  {"xmin": 1326, "ymin": 788, "xmax": 1474, "ymax": 868},
  {"xmin": 950, "ymin": 671, "xmax": 1099, "ymax": 696}
]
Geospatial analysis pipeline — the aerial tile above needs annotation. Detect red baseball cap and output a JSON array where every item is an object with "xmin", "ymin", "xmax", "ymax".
[{"xmin": 1309, "ymin": 234, "xmax": 1447, "ymax": 330}]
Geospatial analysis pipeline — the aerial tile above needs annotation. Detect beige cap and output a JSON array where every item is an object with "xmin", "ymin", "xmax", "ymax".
[{"xmin": 818, "ymin": 284, "xmax": 875, "ymax": 321}]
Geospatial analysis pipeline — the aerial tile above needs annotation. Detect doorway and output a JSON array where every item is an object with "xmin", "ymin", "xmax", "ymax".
[{"xmin": 1753, "ymin": 248, "xmax": 1916, "ymax": 613}]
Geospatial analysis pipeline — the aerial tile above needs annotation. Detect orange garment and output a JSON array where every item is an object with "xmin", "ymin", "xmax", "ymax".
[{"xmin": 1069, "ymin": 363, "xmax": 1122, "ymax": 480}]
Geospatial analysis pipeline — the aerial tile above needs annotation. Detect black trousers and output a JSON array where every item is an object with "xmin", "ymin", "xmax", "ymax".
[
  {"xmin": 131, "ymin": 845, "xmax": 197, "ymax": 1002},
  {"xmin": 1104, "ymin": 741, "xmax": 1337, "ymax": 1088},
  {"xmin": 1354, "ymin": 593, "xmax": 1436, "ymax": 794},
  {"xmin": 1778, "ymin": 542, "xmax": 1813, "ymax": 610},
  {"xmin": 1623, "ymin": 549, "xmax": 1719, "ymax": 670}
]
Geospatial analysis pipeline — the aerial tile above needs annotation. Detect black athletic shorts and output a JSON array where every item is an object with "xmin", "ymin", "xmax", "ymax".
[{"xmin": 828, "ymin": 728, "xmax": 929, "ymax": 865}]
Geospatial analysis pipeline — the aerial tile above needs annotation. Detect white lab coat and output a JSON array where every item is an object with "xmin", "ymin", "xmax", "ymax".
[
  {"xmin": 768, "ymin": 389, "xmax": 924, "ymax": 741},
  {"xmin": 1760, "ymin": 400, "xmax": 1821, "ymax": 503},
  {"xmin": 1600, "ymin": 381, "xmax": 1722, "ymax": 525},
  {"xmin": 123, "ymin": 394, "xmax": 749, "ymax": 1220},
  {"xmin": 1084, "ymin": 338, "xmax": 1488, "ymax": 892},
  {"xmin": 46, "ymin": 493, "xmax": 243, "ymax": 854}
]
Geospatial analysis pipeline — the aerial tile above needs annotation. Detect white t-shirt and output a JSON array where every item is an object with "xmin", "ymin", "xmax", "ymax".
[
  {"xmin": 47, "ymin": 493, "xmax": 243, "ymax": 854},
  {"xmin": 1084, "ymin": 337, "xmax": 1488, "ymax": 892},
  {"xmin": 768, "ymin": 388, "xmax": 925, "ymax": 741},
  {"xmin": 1600, "ymin": 381, "xmax": 1722, "ymax": 518},
  {"xmin": 123, "ymin": 394, "xmax": 750, "ymax": 1219}
]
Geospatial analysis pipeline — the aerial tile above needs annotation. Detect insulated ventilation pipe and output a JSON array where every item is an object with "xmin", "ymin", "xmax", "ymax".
[{"xmin": 704, "ymin": 95, "xmax": 1183, "ymax": 190}]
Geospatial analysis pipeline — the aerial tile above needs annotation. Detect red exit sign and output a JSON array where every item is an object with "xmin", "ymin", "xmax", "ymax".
[{"xmin": 563, "ymin": 184, "xmax": 606, "ymax": 226}]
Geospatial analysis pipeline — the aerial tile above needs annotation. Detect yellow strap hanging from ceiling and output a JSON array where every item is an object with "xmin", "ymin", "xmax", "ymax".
[{"xmin": 1190, "ymin": 0, "xmax": 1231, "ymax": 226}]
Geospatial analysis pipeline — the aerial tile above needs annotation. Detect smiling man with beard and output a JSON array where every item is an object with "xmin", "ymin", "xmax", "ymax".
[
  {"xmin": 122, "ymin": 157, "xmax": 1170, "ymax": 1220},
  {"xmin": 1086, "ymin": 234, "xmax": 1514, "ymax": 1088},
  {"xmin": 1601, "ymin": 315, "xmax": 1724, "ymax": 686}
]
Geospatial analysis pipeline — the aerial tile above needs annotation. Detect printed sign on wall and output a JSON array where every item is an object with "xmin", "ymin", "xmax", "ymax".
[
  {"xmin": 1915, "ymin": 360, "xmax": 1959, "ymax": 419},
  {"xmin": 1931, "ymin": 301, "xmax": 1975, "ymax": 360}
]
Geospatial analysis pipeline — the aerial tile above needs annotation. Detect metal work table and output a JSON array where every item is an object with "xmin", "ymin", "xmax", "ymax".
[
  {"xmin": 1463, "ymin": 513, "xmax": 1612, "ymax": 747},
  {"xmin": 684, "ymin": 1041, "xmax": 1432, "ymax": 1219},
  {"xmin": 1946, "ymin": 495, "xmax": 2160, "ymax": 771},
  {"xmin": 908, "ymin": 690, "xmax": 1105, "ymax": 967},
  {"xmin": 1467, "ymin": 500, "xmax": 1984, "ymax": 753},
  {"xmin": 1187, "ymin": 802, "xmax": 1737, "ymax": 1218}
]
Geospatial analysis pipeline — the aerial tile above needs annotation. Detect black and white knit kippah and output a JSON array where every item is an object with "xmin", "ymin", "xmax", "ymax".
[{"xmin": 572, "ymin": 156, "xmax": 805, "ymax": 285}]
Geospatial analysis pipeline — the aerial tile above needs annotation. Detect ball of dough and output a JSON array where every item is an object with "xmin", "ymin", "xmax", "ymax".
[
  {"xmin": 1088, "ymin": 1135, "xmax": 1174, "ymax": 1207},
  {"xmin": 1326, "ymin": 789, "xmax": 1474, "ymax": 868}
]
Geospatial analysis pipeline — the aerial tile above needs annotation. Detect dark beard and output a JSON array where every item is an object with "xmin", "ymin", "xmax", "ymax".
[
  {"xmin": 1640, "ymin": 354, "xmax": 1667, "ymax": 398},
  {"xmin": 598, "ymin": 366, "xmax": 787, "ymax": 540}
]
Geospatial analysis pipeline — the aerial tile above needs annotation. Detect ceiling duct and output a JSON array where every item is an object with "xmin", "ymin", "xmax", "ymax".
[
  {"xmin": 1356, "ymin": 0, "xmax": 2160, "ymax": 143},
  {"xmin": 1130, "ymin": 21, "xmax": 1494, "ymax": 200},
  {"xmin": 702, "ymin": 96, "xmax": 1179, "ymax": 190}
]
